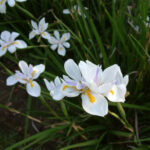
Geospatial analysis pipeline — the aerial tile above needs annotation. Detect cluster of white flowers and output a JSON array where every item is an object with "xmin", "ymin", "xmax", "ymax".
[
  {"xmin": 44, "ymin": 59, "xmax": 129, "ymax": 117},
  {"xmin": 0, "ymin": 31, "xmax": 27, "ymax": 56},
  {"xmin": 29, "ymin": 17, "xmax": 71, "ymax": 56},
  {"xmin": 1, "ymin": 3, "xmax": 130, "ymax": 117},
  {"xmin": 6, "ymin": 59, "xmax": 129, "ymax": 117},
  {"xmin": 0, "ymin": 0, "xmax": 27, "ymax": 13},
  {"xmin": 0, "ymin": 4, "xmax": 88, "ymax": 56}
]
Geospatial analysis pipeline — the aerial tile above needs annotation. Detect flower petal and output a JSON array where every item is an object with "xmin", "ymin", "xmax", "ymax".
[
  {"xmin": 44, "ymin": 79, "xmax": 54, "ymax": 91},
  {"xmin": 31, "ymin": 20, "xmax": 38, "ymax": 30},
  {"xmin": 64, "ymin": 59, "xmax": 82, "ymax": 81},
  {"xmin": 7, "ymin": 0, "xmax": 15, "ymax": 7},
  {"xmin": 81, "ymin": 92, "xmax": 108, "ymax": 117},
  {"xmin": 19, "ymin": 60, "xmax": 29, "ymax": 74},
  {"xmin": 41, "ymin": 23, "xmax": 48, "ymax": 32},
  {"xmin": 26, "ymin": 81, "xmax": 41, "ymax": 97},
  {"xmin": 62, "ymin": 84, "xmax": 80, "ymax": 97},
  {"xmin": 123, "ymin": 75, "xmax": 129, "ymax": 86},
  {"xmin": 10, "ymin": 32, "xmax": 19, "ymax": 41},
  {"xmin": 106, "ymin": 84, "xmax": 126, "ymax": 102},
  {"xmin": 57, "ymin": 45, "xmax": 66, "ymax": 56},
  {"xmin": 41, "ymin": 32, "xmax": 50, "ymax": 40},
  {"xmin": 6, "ymin": 75, "xmax": 18, "ymax": 86},
  {"xmin": 8, "ymin": 45, "xmax": 16, "ymax": 53},
  {"xmin": 0, "ymin": 46, "xmax": 7, "ymax": 57},
  {"xmin": 53, "ymin": 85, "xmax": 65, "ymax": 100},
  {"xmin": 61, "ymin": 33, "xmax": 70, "ymax": 41},
  {"xmin": 102, "ymin": 64, "xmax": 121, "ymax": 83},
  {"xmin": 1, "ymin": 31, "xmax": 10, "ymax": 42},
  {"xmin": 54, "ymin": 30, "xmax": 60, "ymax": 40},
  {"xmin": 0, "ymin": 2, "xmax": 6, "ymax": 14},
  {"xmin": 63, "ymin": 42, "xmax": 70, "ymax": 48},
  {"xmin": 15, "ymin": 40, "xmax": 27, "ymax": 49},
  {"xmin": 48, "ymin": 36, "xmax": 58, "ymax": 45},
  {"xmin": 29, "ymin": 30, "xmax": 38, "ymax": 39},
  {"xmin": 32, "ymin": 64, "xmax": 45, "ymax": 79},
  {"xmin": 79, "ymin": 61, "xmax": 100, "ymax": 83},
  {"xmin": 50, "ymin": 44, "xmax": 57, "ymax": 50},
  {"xmin": 39, "ymin": 17, "xmax": 45, "ymax": 29},
  {"xmin": 54, "ymin": 76, "xmax": 62, "ymax": 86}
]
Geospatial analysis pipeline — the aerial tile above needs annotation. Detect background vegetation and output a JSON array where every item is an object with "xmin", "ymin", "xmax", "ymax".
[{"xmin": 0, "ymin": 0, "xmax": 150, "ymax": 149}]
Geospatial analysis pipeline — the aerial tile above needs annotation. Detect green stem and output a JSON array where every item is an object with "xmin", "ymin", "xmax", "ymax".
[
  {"xmin": 24, "ymin": 96, "xmax": 32, "ymax": 138},
  {"xmin": 109, "ymin": 110, "xmax": 134, "ymax": 133}
]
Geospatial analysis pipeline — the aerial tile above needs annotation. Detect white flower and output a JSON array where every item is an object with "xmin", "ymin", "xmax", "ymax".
[
  {"xmin": 102, "ymin": 65, "xmax": 129, "ymax": 102},
  {"xmin": 44, "ymin": 77, "xmax": 65, "ymax": 101},
  {"xmin": 63, "ymin": 5, "xmax": 88, "ymax": 17},
  {"xmin": 61, "ymin": 59, "xmax": 109, "ymax": 117},
  {"xmin": 48, "ymin": 30, "xmax": 70, "ymax": 56},
  {"xmin": 0, "ymin": 31, "xmax": 27, "ymax": 57},
  {"xmin": 78, "ymin": 60, "xmax": 111, "ymax": 117},
  {"xmin": 45, "ymin": 59, "xmax": 129, "ymax": 117},
  {"xmin": 29, "ymin": 17, "xmax": 51, "ymax": 40},
  {"xmin": 0, "ymin": 0, "xmax": 27, "ymax": 14},
  {"xmin": 6, "ymin": 60, "xmax": 45, "ymax": 97}
]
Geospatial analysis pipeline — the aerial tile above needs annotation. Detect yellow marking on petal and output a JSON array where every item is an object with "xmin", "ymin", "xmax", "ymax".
[
  {"xmin": 0, "ymin": 0, "xmax": 5, "ymax": 5},
  {"xmin": 31, "ymin": 70, "xmax": 36, "ymax": 77},
  {"xmin": 84, "ymin": 89, "xmax": 96, "ymax": 103},
  {"xmin": 29, "ymin": 80, "xmax": 34, "ymax": 88},
  {"xmin": 33, "ymin": 31, "xmax": 36, "ymax": 35},
  {"xmin": 2, "ymin": 46, "xmax": 7, "ymax": 51},
  {"xmin": 110, "ymin": 90, "xmax": 114, "ymax": 95},
  {"xmin": 41, "ymin": 32, "xmax": 46, "ymax": 36},
  {"xmin": 63, "ymin": 85, "xmax": 69, "ymax": 91},
  {"xmin": 63, "ymin": 37, "xmax": 66, "ymax": 40},
  {"xmin": 2, "ymin": 41, "xmax": 19, "ymax": 51},
  {"xmin": 59, "ymin": 47, "xmax": 63, "ymax": 51}
]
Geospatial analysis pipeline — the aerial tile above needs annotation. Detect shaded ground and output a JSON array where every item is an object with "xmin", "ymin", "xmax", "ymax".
[
  {"xmin": 0, "ymin": 65, "xmax": 28, "ymax": 149},
  {"xmin": 0, "ymin": 66, "xmax": 58, "ymax": 150}
]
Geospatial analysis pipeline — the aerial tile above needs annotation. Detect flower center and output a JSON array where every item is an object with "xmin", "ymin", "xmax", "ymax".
[
  {"xmin": 84, "ymin": 89, "xmax": 95, "ymax": 103},
  {"xmin": 2, "ymin": 41, "xmax": 19, "ymax": 51}
]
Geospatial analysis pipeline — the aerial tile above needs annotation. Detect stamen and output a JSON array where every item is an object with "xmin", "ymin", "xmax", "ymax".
[
  {"xmin": 110, "ymin": 90, "xmax": 114, "ymax": 95},
  {"xmin": 29, "ymin": 80, "xmax": 34, "ymax": 88},
  {"xmin": 84, "ymin": 89, "xmax": 95, "ymax": 103}
]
